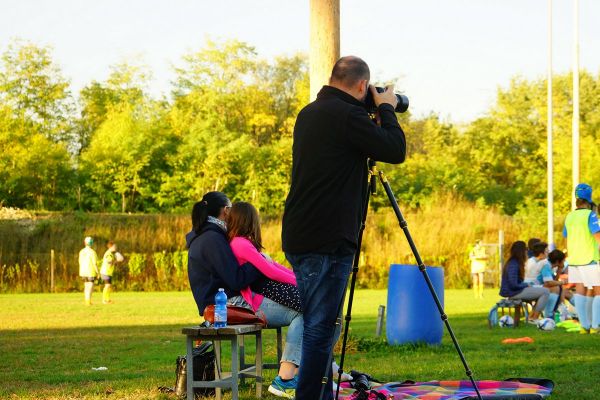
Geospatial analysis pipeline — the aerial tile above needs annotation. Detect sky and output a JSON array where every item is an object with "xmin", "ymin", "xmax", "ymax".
[{"xmin": 2, "ymin": 0, "xmax": 600, "ymax": 123}]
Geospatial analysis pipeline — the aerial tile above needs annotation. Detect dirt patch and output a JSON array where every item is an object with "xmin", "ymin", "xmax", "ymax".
[{"xmin": 0, "ymin": 207, "xmax": 34, "ymax": 220}]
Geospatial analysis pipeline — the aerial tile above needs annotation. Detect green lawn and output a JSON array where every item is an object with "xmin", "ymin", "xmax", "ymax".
[{"xmin": 0, "ymin": 289, "xmax": 598, "ymax": 399}]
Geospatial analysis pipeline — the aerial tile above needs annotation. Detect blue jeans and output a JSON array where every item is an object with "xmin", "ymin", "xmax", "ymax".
[
  {"xmin": 257, "ymin": 297, "xmax": 303, "ymax": 366},
  {"xmin": 286, "ymin": 252, "xmax": 354, "ymax": 400}
]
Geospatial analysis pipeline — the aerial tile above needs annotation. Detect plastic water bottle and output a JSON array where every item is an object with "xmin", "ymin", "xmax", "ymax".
[
  {"xmin": 554, "ymin": 310, "xmax": 560, "ymax": 323},
  {"xmin": 558, "ymin": 303, "xmax": 569, "ymax": 321},
  {"xmin": 214, "ymin": 288, "xmax": 228, "ymax": 328}
]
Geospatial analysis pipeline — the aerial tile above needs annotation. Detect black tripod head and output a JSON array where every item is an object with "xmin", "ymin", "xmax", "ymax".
[{"xmin": 368, "ymin": 159, "xmax": 377, "ymax": 195}]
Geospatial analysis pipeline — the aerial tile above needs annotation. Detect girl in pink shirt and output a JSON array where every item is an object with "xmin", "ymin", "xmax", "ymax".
[
  {"xmin": 227, "ymin": 202, "xmax": 301, "ymax": 312},
  {"xmin": 227, "ymin": 201, "xmax": 303, "ymax": 393}
]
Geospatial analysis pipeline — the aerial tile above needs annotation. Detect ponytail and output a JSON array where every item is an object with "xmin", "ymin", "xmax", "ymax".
[{"xmin": 191, "ymin": 191, "xmax": 230, "ymax": 233}]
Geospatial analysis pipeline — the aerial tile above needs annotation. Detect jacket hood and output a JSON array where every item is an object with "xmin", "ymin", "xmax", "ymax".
[{"xmin": 185, "ymin": 222, "xmax": 225, "ymax": 248}]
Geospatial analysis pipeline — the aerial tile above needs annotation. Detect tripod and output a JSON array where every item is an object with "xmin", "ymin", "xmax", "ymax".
[{"xmin": 330, "ymin": 159, "xmax": 482, "ymax": 400}]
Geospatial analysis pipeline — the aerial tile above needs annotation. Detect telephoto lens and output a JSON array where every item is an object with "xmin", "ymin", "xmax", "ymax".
[
  {"xmin": 364, "ymin": 86, "xmax": 409, "ymax": 114},
  {"xmin": 350, "ymin": 372, "xmax": 371, "ymax": 391}
]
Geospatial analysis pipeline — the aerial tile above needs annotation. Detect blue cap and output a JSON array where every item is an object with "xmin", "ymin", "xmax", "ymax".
[{"xmin": 575, "ymin": 183, "xmax": 593, "ymax": 203}]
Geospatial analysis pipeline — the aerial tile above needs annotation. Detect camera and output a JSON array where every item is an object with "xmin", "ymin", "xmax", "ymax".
[
  {"xmin": 351, "ymin": 373, "xmax": 371, "ymax": 391},
  {"xmin": 350, "ymin": 369, "xmax": 381, "ymax": 391},
  {"xmin": 364, "ymin": 86, "xmax": 409, "ymax": 114}
]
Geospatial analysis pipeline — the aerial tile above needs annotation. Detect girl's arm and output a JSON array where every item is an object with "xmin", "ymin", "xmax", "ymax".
[
  {"xmin": 231, "ymin": 237, "xmax": 297, "ymax": 285},
  {"xmin": 270, "ymin": 260, "xmax": 297, "ymax": 278},
  {"xmin": 201, "ymin": 232, "xmax": 261, "ymax": 291}
]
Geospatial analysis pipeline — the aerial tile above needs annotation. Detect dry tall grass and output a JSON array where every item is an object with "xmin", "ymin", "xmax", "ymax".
[
  {"xmin": 262, "ymin": 195, "xmax": 523, "ymax": 288},
  {"xmin": 1, "ymin": 197, "xmax": 538, "ymax": 291}
]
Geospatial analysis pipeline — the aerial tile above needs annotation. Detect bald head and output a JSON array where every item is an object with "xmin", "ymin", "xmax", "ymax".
[
  {"xmin": 329, "ymin": 56, "xmax": 370, "ymax": 87},
  {"xmin": 328, "ymin": 56, "xmax": 370, "ymax": 101}
]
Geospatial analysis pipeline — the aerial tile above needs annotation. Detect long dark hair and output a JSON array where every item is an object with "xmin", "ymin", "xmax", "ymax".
[
  {"xmin": 226, "ymin": 202, "xmax": 263, "ymax": 251},
  {"xmin": 191, "ymin": 191, "xmax": 230, "ymax": 234},
  {"xmin": 502, "ymin": 240, "xmax": 527, "ymax": 279}
]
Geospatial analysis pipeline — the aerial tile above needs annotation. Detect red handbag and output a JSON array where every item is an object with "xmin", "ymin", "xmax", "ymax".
[{"xmin": 203, "ymin": 305, "xmax": 266, "ymax": 326}]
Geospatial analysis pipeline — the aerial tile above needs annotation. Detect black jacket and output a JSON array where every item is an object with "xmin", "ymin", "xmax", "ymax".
[
  {"xmin": 282, "ymin": 85, "xmax": 406, "ymax": 254},
  {"xmin": 186, "ymin": 223, "xmax": 261, "ymax": 316}
]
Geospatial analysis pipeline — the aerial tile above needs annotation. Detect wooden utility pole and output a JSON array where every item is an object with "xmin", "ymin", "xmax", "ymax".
[
  {"xmin": 309, "ymin": 0, "xmax": 340, "ymax": 101},
  {"xmin": 572, "ymin": 0, "xmax": 580, "ymax": 209},
  {"xmin": 50, "ymin": 249, "xmax": 55, "ymax": 293}
]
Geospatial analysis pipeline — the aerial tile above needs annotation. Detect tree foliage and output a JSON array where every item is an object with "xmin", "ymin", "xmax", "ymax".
[{"xmin": 2, "ymin": 38, "xmax": 600, "ymax": 227}]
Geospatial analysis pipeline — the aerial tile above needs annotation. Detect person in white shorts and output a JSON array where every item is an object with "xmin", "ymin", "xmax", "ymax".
[
  {"xmin": 79, "ymin": 236, "xmax": 99, "ymax": 305},
  {"xmin": 469, "ymin": 239, "xmax": 488, "ymax": 299},
  {"xmin": 563, "ymin": 183, "xmax": 600, "ymax": 334}
]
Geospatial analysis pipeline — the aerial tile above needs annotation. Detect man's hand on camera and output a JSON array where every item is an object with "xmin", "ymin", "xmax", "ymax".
[{"xmin": 370, "ymin": 84, "xmax": 398, "ymax": 110}]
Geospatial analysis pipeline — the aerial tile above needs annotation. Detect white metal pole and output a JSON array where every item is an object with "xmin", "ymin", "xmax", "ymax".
[
  {"xmin": 547, "ymin": 0, "xmax": 554, "ymax": 248},
  {"xmin": 572, "ymin": 0, "xmax": 580, "ymax": 209},
  {"xmin": 498, "ymin": 230, "xmax": 504, "ymax": 288}
]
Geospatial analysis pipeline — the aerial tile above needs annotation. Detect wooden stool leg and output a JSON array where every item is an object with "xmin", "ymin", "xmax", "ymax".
[
  {"xmin": 231, "ymin": 337, "xmax": 239, "ymax": 400},
  {"xmin": 514, "ymin": 306, "xmax": 521, "ymax": 327},
  {"xmin": 256, "ymin": 331, "xmax": 263, "ymax": 398},
  {"xmin": 215, "ymin": 340, "xmax": 222, "ymax": 400},
  {"xmin": 238, "ymin": 335, "xmax": 246, "ymax": 385},
  {"xmin": 186, "ymin": 336, "xmax": 194, "ymax": 400},
  {"xmin": 276, "ymin": 327, "xmax": 283, "ymax": 364}
]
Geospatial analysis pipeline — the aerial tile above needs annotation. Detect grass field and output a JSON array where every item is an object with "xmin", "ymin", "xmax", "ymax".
[{"xmin": 1, "ymin": 289, "xmax": 598, "ymax": 399}]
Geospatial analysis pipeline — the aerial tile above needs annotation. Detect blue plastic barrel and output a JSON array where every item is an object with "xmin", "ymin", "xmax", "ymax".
[{"xmin": 386, "ymin": 264, "xmax": 444, "ymax": 345}]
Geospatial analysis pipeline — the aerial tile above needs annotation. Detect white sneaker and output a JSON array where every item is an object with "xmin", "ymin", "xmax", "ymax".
[{"xmin": 331, "ymin": 361, "xmax": 353, "ymax": 382}]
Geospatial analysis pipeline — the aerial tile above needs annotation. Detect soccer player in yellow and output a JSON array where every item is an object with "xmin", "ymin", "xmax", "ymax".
[
  {"xmin": 563, "ymin": 184, "xmax": 600, "ymax": 334},
  {"xmin": 78, "ymin": 236, "xmax": 99, "ymax": 305},
  {"xmin": 100, "ymin": 241, "xmax": 122, "ymax": 304}
]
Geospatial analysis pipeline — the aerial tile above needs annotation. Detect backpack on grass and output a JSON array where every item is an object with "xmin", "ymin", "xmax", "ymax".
[{"xmin": 174, "ymin": 341, "xmax": 216, "ymax": 398}]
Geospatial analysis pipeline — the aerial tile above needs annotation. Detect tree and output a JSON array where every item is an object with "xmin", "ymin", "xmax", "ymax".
[
  {"xmin": 159, "ymin": 39, "xmax": 308, "ymax": 214},
  {"xmin": 76, "ymin": 63, "xmax": 151, "ymax": 154},
  {"xmin": 0, "ymin": 39, "xmax": 74, "ymax": 146},
  {"xmin": 0, "ymin": 105, "xmax": 74, "ymax": 209}
]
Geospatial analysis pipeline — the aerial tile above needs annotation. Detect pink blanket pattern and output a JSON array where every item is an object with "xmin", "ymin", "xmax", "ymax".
[{"xmin": 337, "ymin": 380, "xmax": 552, "ymax": 399}]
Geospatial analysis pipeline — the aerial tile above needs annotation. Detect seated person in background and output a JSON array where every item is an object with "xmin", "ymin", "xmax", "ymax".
[
  {"xmin": 527, "ymin": 237, "xmax": 541, "ymax": 258},
  {"xmin": 548, "ymin": 249, "xmax": 574, "ymax": 308},
  {"xmin": 524, "ymin": 241, "xmax": 548, "ymax": 285},
  {"xmin": 500, "ymin": 240, "xmax": 550, "ymax": 322},
  {"xmin": 528, "ymin": 243, "xmax": 566, "ymax": 318}
]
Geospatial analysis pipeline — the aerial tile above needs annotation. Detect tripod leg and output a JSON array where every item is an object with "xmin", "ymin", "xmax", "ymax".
[
  {"xmin": 331, "ymin": 168, "xmax": 374, "ymax": 400},
  {"xmin": 378, "ymin": 170, "xmax": 482, "ymax": 400}
]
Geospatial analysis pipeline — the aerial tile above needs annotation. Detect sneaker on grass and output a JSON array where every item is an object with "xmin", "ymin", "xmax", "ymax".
[
  {"xmin": 268, "ymin": 375, "xmax": 298, "ymax": 399},
  {"xmin": 526, "ymin": 319, "xmax": 542, "ymax": 326}
]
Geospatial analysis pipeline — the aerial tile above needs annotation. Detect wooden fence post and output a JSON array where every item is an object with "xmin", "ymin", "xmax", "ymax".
[
  {"xmin": 498, "ymin": 230, "xmax": 504, "ymax": 288},
  {"xmin": 50, "ymin": 249, "xmax": 55, "ymax": 293},
  {"xmin": 376, "ymin": 305, "xmax": 385, "ymax": 337}
]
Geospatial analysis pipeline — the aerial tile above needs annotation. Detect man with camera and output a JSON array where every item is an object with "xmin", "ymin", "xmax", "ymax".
[{"xmin": 282, "ymin": 56, "xmax": 406, "ymax": 400}]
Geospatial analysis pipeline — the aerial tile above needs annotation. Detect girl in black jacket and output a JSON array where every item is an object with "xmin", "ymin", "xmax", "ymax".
[{"xmin": 186, "ymin": 192, "xmax": 305, "ymax": 397}]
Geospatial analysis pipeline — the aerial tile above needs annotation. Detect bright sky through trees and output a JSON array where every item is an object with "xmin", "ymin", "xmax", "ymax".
[{"xmin": 2, "ymin": 0, "xmax": 600, "ymax": 122}]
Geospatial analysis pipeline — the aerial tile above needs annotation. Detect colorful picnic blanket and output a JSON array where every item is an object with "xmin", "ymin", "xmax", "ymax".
[{"xmin": 337, "ymin": 379, "xmax": 553, "ymax": 399}]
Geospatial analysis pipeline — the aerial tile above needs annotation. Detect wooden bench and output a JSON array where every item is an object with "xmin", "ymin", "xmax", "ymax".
[
  {"xmin": 495, "ymin": 299, "xmax": 530, "ymax": 327},
  {"xmin": 182, "ymin": 324, "xmax": 263, "ymax": 400},
  {"xmin": 239, "ymin": 326, "xmax": 282, "ymax": 385}
]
